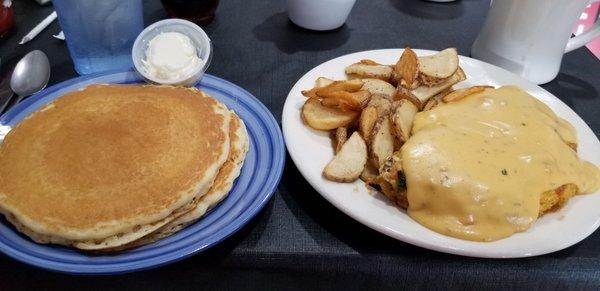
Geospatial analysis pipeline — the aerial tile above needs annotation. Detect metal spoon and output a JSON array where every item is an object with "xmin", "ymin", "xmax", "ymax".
[{"xmin": 3, "ymin": 50, "xmax": 51, "ymax": 113}]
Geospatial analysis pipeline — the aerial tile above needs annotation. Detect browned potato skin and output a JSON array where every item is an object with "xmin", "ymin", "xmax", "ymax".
[
  {"xmin": 423, "ymin": 97, "xmax": 440, "ymax": 111},
  {"xmin": 320, "ymin": 90, "xmax": 371, "ymax": 112},
  {"xmin": 442, "ymin": 85, "xmax": 493, "ymax": 103},
  {"xmin": 391, "ymin": 99, "xmax": 418, "ymax": 144},
  {"xmin": 418, "ymin": 73, "xmax": 450, "ymax": 87},
  {"xmin": 400, "ymin": 79, "xmax": 420, "ymax": 90},
  {"xmin": 411, "ymin": 67, "xmax": 466, "ymax": 103},
  {"xmin": 345, "ymin": 63, "xmax": 393, "ymax": 82},
  {"xmin": 369, "ymin": 115, "xmax": 394, "ymax": 169},
  {"xmin": 359, "ymin": 106, "xmax": 378, "ymax": 143},
  {"xmin": 360, "ymin": 59, "xmax": 381, "ymax": 65},
  {"xmin": 394, "ymin": 47, "xmax": 419, "ymax": 87},
  {"xmin": 351, "ymin": 90, "xmax": 372, "ymax": 109},
  {"xmin": 316, "ymin": 80, "xmax": 364, "ymax": 97},
  {"xmin": 423, "ymin": 86, "xmax": 453, "ymax": 111},
  {"xmin": 301, "ymin": 79, "xmax": 364, "ymax": 99},
  {"xmin": 333, "ymin": 127, "xmax": 348, "ymax": 154},
  {"xmin": 320, "ymin": 91, "xmax": 361, "ymax": 111},
  {"xmin": 395, "ymin": 86, "xmax": 423, "ymax": 110}
]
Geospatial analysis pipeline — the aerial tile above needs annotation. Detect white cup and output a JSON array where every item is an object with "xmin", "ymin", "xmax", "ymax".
[
  {"xmin": 286, "ymin": 0, "xmax": 356, "ymax": 31},
  {"xmin": 471, "ymin": 0, "xmax": 600, "ymax": 84}
]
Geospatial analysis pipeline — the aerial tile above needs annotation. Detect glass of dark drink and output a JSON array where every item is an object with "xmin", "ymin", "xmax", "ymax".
[{"xmin": 160, "ymin": 0, "xmax": 220, "ymax": 26}]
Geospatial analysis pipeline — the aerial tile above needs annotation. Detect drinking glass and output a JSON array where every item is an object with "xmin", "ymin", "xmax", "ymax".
[{"xmin": 53, "ymin": 0, "xmax": 144, "ymax": 75}]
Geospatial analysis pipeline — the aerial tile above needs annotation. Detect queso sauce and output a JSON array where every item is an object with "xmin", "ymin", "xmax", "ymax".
[{"xmin": 401, "ymin": 86, "xmax": 600, "ymax": 241}]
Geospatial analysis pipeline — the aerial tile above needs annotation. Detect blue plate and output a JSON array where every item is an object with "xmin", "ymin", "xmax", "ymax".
[{"xmin": 0, "ymin": 71, "xmax": 285, "ymax": 274}]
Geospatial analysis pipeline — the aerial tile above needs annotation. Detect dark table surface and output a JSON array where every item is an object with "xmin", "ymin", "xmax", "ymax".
[{"xmin": 1, "ymin": 0, "xmax": 600, "ymax": 289}]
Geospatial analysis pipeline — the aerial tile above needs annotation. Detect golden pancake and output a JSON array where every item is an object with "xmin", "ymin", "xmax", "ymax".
[
  {"xmin": 0, "ymin": 84, "xmax": 231, "ymax": 244},
  {"xmin": 124, "ymin": 112, "xmax": 250, "ymax": 249},
  {"xmin": 71, "ymin": 112, "xmax": 248, "ymax": 251}
]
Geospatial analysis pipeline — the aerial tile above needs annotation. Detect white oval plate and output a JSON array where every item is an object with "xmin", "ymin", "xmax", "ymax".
[{"xmin": 282, "ymin": 49, "xmax": 600, "ymax": 258}]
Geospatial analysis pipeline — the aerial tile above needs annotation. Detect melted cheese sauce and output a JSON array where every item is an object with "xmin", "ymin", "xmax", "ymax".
[{"xmin": 401, "ymin": 86, "xmax": 600, "ymax": 241}]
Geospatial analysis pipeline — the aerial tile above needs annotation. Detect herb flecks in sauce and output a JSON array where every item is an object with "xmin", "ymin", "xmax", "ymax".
[{"xmin": 401, "ymin": 86, "xmax": 600, "ymax": 242}]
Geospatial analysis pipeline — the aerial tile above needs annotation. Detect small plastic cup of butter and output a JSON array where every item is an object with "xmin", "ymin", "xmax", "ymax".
[{"xmin": 132, "ymin": 19, "xmax": 212, "ymax": 87}]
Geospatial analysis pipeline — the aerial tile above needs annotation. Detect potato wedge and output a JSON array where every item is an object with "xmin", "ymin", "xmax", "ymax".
[
  {"xmin": 400, "ymin": 78, "xmax": 420, "ymax": 90},
  {"xmin": 320, "ymin": 93, "xmax": 356, "ymax": 111},
  {"xmin": 350, "ymin": 90, "xmax": 372, "ymax": 108},
  {"xmin": 361, "ymin": 78, "xmax": 396, "ymax": 98},
  {"xmin": 359, "ymin": 106, "xmax": 378, "ymax": 142},
  {"xmin": 370, "ymin": 115, "xmax": 394, "ymax": 169},
  {"xmin": 423, "ymin": 96, "xmax": 441, "ymax": 111},
  {"xmin": 315, "ymin": 77, "xmax": 335, "ymax": 88},
  {"xmin": 323, "ymin": 132, "xmax": 368, "ymax": 182},
  {"xmin": 302, "ymin": 77, "xmax": 337, "ymax": 98},
  {"xmin": 316, "ymin": 79, "xmax": 364, "ymax": 97},
  {"xmin": 320, "ymin": 94, "xmax": 358, "ymax": 111},
  {"xmin": 436, "ymin": 86, "xmax": 454, "ymax": 99},
  {"xmin": 418, "ymin": 48, "xmax": 459, "ymax": 79},
  {"xmin": 422, "ymin": 87, "xmax": 452, "ymax": 111},
  {"xmin": 442, "ymin": 85, "xmax": 493, "ymax": 103},
  {"xmin": 302, "ymin": 79, "xmax": 364, "ymax": 99},
  {"xmin": 301, "ymin": 87, "xmax": 320, "ymax": 99},
  {"xmin": 302, "ymin": 98, "xmax": 359, "ymax": 130},
  {"xmin": 333, "ymin": 126, "xmax": 348, "ymax": 154},
  {"xmin": 418, "ymin": 73, "xmax": 448, "ymax": 87},
  {"xmin": 345, "ymin": 63, "xmax": 393, "ymax": 81},
  {"xmin": 321, "ymin": 90, "xmax": 371, "ymax": 111},
  {"xmin": 367, "ymin": 94, "xmax": 393, "ymax": 117},
  {"xmin": 391, "ymin": 99, "xmax": 418, "ymax": 143},
  {"xmin": 411, "ymin": 67, "xmax": 466, "ymax": 103},
  {"xmin": 395, "ymin": 86, "xmax": 423, "ymax": 110},
  {"xmin": 360, "ymin": 59, "xmax": 381, "ymax": 65},
  {"xmin": 394, "ymin": 48, "xmax": 419, "ymax": 87}
]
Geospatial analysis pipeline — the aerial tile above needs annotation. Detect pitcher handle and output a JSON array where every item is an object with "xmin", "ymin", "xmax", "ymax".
[{"xmin": 565, "ymin": 0, "xmax": 600, "ymax": 53}]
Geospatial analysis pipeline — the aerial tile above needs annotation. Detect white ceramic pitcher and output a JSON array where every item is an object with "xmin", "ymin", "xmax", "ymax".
[{"xmin": 471, "ymin": 0, "xmax": 600, "ymax": 84}]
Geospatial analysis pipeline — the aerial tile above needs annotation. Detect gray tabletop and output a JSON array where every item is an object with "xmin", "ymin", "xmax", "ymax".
[{"xmin": 1, "ymin": 0, "xmax": 600, "ymax": 289}]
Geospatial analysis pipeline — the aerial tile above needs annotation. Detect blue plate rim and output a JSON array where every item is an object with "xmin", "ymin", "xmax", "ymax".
[{"xmin": 0, "ymin": 70, "xmax": 285, "ymax": 275}]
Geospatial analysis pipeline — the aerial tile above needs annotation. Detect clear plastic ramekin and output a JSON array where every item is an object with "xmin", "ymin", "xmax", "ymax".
[{"xmin": 132, "ymin": 19, "xmax": 213, "ymax": 87}]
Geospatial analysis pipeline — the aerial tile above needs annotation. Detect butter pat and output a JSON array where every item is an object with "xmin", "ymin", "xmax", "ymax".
[{"xmin": 142, "ymin": 32, "xmax": 204, "ymax": 82}]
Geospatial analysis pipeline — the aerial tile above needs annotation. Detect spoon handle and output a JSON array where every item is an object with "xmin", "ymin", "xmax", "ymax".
[
  {"xmin": 1, "ymin": 94, "xmax": 23, "ymax": 116},
  {"xmin": 0, "ymin": 91, "xmax": 14, "ymax": 116}
]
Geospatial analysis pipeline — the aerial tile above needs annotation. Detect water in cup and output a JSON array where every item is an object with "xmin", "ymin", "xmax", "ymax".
[{"xmin": 53, "ymin": 0, "xmax": 144, "ymax": 75}]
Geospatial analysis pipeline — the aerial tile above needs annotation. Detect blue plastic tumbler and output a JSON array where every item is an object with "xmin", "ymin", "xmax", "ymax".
[{"xmin": 53, "ymin": 0, "xmax": 144, "ymax": 75}]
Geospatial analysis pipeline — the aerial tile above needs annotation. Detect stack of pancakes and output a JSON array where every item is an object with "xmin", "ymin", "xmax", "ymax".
[{"xmin": 0, "ymin": 84, "xmax": 249, "ymax": 251}]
